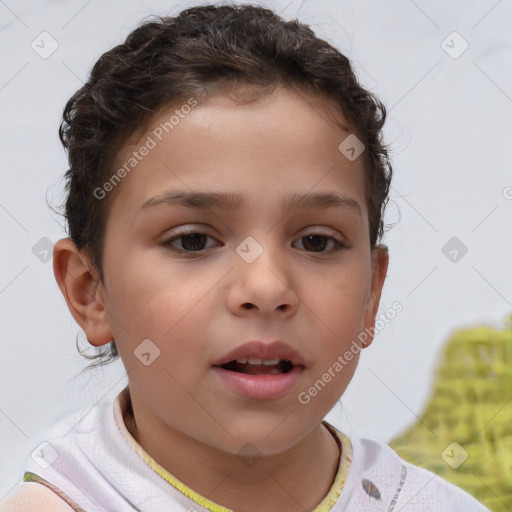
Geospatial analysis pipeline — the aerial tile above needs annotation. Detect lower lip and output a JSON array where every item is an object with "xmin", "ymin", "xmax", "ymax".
[{"xmin": 212, "ymin": 365, "xmax": 304, "ymax": 400}]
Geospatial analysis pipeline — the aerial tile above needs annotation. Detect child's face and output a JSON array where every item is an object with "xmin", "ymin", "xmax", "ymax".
[{"xmin": 85, "ymin": 87, "xmax": 387, "ymax": 454}]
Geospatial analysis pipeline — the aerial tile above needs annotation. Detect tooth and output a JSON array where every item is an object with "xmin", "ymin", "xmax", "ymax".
[
  {"xmin": 236, "ymin": 357, "xmax": 248, "ymax": 364},
  {"xmin": 244, "ymin": 357, "xmax": 281, "ymax": 365}
]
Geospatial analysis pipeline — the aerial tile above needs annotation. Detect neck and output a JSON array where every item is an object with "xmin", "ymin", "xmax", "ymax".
[{"xmin": 123, "ymin": 390, "xmax": 341, "ymax": 512}]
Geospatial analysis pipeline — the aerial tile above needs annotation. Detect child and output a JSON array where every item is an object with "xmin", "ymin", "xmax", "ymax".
[{"xmin": 0, "ymin": 3, "xmax": 491, "ymax": 511}]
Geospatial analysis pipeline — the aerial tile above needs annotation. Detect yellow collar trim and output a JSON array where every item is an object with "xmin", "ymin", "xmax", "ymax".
[{"xmin": 114, "ymin": 388, "xmax": 352, "ymax": 512}]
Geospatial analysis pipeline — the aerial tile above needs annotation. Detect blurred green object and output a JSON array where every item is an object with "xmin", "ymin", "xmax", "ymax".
[{"xmin": 390, "ymin": 313, "xmax": 512, "ymax": 511}]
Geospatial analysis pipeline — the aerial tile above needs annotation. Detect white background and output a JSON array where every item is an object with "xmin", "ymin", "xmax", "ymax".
[{"xmin": 1, "ymin": 0, "xmax": 511, "ymax": 499}]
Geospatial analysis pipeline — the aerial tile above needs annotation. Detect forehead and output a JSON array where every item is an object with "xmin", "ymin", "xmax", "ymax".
[{"xmin": 107, "ymin": 87, "xmax": 367, "ymax": 224}]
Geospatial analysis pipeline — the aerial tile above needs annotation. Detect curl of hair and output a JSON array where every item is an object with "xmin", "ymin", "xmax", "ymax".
[{"xmin": 76, "ymin": 338, "xmax": 119, "ymax": 372}]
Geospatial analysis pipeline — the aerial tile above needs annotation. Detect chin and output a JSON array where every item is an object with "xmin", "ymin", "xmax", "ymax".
[{"xmin": 212, "ymin": 418, "xmax": 308, "ymax": 457}]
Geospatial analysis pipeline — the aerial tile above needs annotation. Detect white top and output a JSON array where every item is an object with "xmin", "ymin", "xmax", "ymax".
[{"xmin": 1, "ymin": 386, "xmax": 490, "ymax": 511}]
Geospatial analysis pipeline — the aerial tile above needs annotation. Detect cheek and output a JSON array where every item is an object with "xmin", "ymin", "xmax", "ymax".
[
  {"xmin": 302, "ymin": 276, "xmax": 370, "ymax": 397},
  {"xmin": 309, "ymin": 270, "xmax": 370, "ymax": 330},
  {"xmin": 105, "ymin": 256, "xmax": 214, "ymax": 354}
]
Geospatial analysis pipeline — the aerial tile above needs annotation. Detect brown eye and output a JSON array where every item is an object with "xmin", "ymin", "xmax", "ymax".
[
  {"xmin": 161, "ymin": 232, "xmax": 217, "ymax": 252},
  {"xmin": 293, "ymin": 234, "xmax": 345, "ymax": 253}
]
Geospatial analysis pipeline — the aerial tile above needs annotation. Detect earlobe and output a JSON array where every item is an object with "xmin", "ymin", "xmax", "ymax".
[
  {"xmin": 362, "ymin": 245, "xmax": 389, "ymax": 348},
  {"xmin": 53, "ymin": 238, "xmax": 113, "ymax": 347}
]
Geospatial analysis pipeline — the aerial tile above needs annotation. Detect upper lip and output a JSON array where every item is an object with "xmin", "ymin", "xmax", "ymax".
[{"xmin": 212, "ymin": 340, "xmax": 305, "ymax": 367}]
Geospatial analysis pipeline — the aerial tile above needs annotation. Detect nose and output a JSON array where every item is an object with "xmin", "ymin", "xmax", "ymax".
[{"xmin": 227, "ymin": 238, "xmax": 300, "ymax": 317}]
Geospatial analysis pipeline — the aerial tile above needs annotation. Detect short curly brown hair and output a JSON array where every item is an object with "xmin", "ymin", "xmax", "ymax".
[{"xmin": 58, "ymin": 3, "xmax": 393, "ymax": 370}]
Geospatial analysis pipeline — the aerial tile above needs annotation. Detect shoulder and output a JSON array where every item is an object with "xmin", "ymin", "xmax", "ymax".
[
  {"xmin": 348, "ymin": 436, "xmax": 491, "ymax": 511},
  {"xmin": 0, "ymin": 482, "xmax": 75, "ymax": 512}
]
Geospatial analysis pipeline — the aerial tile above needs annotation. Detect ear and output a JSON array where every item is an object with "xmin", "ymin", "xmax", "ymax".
[
  {"xmin": 53, "ymin": 238, "xmax": 113, "ymax": 347},
  {"xmin": 362, "ymin": 245, "xmax": 389, "ymax": 348}
]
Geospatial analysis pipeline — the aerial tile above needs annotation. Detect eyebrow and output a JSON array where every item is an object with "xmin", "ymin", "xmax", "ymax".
[{"xmin": 139, "ymin": 190, "xmax": 362, "ymax": 217}]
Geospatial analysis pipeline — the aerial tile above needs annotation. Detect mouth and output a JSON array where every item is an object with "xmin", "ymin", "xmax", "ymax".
[
  {"xmin": 212, "ymin": 357, "xmax": 304, "ymax": 400},
  {"xmin": 211, "ymin": 340, "xmax": 305, "ymax": 372},
  {"xmin": 218, "ymin": 358, "xmax": 295, "ymax": 376}
]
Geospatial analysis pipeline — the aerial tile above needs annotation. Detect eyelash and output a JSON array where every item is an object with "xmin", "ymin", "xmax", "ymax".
[{"xmin": 160, "ymin": 228, "xmax": 347, "ymax": 255}]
